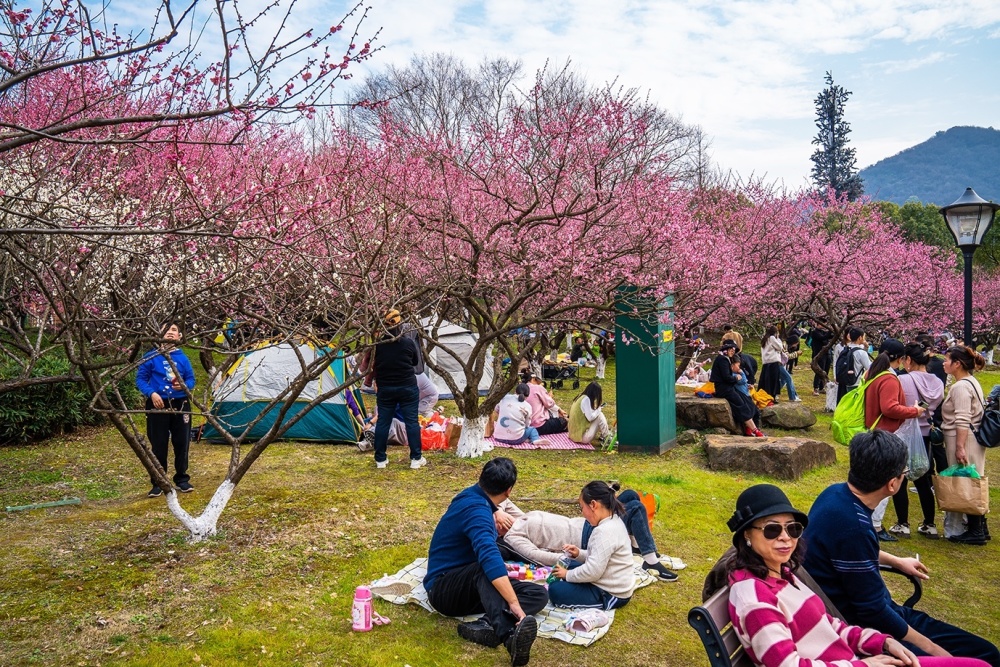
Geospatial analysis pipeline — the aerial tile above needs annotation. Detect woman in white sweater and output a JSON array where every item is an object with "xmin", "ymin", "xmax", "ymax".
[
  {"xmin": 548, "ymin": 481, "xmax": 635, "ymax": 610},
  {"xmin": 759, "ymin": 325, "xmax": 784, "ymax": 399}
]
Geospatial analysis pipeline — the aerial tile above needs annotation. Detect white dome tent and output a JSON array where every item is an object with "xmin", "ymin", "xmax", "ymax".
[{"xmin": 419, "ymin": 317, "xmax": 495, "ymax": 400}]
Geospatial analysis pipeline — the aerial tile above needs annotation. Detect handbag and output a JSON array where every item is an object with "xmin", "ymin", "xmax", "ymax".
[
  {"xmin": 960, "ymin": 378, "xmax": 1000, "ymax": 448},
  {"xmin": 933, "ymin": 471, "xmax": 989, "ymax": 516}
]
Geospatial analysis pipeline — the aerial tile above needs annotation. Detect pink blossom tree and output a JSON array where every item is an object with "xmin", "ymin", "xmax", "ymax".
[{"xmin": 347, "ymin": 64, "xmax": 705, "ymax": 456}]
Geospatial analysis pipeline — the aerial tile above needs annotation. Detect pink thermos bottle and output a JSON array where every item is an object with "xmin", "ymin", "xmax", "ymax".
[{"xmin": 352, "ymin": 585, "xmax": 373, "ymax": 631}]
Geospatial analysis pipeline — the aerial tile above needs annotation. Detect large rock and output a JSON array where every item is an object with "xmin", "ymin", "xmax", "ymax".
[
  {"xmin": 704, "ymin": 435, "xmax": 836, "ymax": 480},
  {"xmin": 760, "ymin": 403, "xmax": 817, "ymax": 429},
  {"xmin": 676, "ymin": 396, "xmax": 739, "ymax": 434}
]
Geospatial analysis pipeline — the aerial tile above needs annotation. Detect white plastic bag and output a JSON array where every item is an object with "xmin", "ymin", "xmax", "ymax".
[
  {"xmin": 824, "ymin": 381, "xmax": 839, "ymax": 413},
  {"xmin": 897, "ymin": 418, "xmax": 929, "ymax": 480}
]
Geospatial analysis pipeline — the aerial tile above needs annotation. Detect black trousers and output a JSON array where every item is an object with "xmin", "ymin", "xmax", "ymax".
[
  {"xmin": 813, "ymin": 351, "xmax": 831, "ymax": 391},
  {"xmin": 146, "ymin": 397, "xmax": 191, "ymax": 485},
  {"xmin": 427, "ymin": 562, "xmax": 549, "ymax": 640},
  {"xmin": 892, "ymin": 436, "xmax": 936, "ymax": 526},
  {"xmin": 536, "ymin": 416, "xmax": 567, "ymax": 435}
]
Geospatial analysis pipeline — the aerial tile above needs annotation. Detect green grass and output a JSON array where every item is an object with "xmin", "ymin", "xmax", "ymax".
[{"xmin": 1, "ymin": 360, "xmax": 998, "ymax": 666}]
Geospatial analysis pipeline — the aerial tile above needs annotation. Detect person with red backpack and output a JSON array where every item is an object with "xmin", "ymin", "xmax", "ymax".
[{"xmin": 863, "ymin": 339, "xmax": 926, "ymax": 541}]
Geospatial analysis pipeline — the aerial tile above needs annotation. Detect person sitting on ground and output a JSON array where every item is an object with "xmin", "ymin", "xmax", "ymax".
[
  {"xmin": 548, "ymin": 481, "xmax": 636, "ymax": 610},
  {"xmin": 711, "ymin": 341, "xmax": 764, "ymax": 437},
  {"xmin": 498, "ymin": 484, "xmax": 678, "ymax": 582},
  {"xmin": 424, "ymin": 458, "xmax": 548, "ymax": 666},
  {"xmin": 727, "ymin": 483, "xmax": 987, "ymax": 667},
  {"xmin": 522, "ymin": 372, "xmax": 568, "ymax": 435},
  {"xmin": 493, "ymin": 383, "xmax": 552, "ymax": 447},
  {"xmin": 567, "ymin": 381, "xmax": 612, "ymax": 445},
  {"xmin": 570, "ymin": 335, "xmax": 595, "ymax": 366},
  {"xmin": 803, "ymin": 430, "xmax": 1000, "ymax": 664}
]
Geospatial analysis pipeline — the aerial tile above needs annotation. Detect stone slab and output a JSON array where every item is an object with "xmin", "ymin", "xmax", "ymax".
[
  {"xmin": 676, "ymin": 396, "xmax": 739, "ymax": 434},
  {"xmin": 760, "ymin": 403, "xmax": 817, "ymax": 429},
  {"xmin": 704, "ymin": 434, "xmax": 836, "ymax": 481}
]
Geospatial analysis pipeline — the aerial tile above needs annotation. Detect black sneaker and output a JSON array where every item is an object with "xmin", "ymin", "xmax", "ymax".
[
  {"xmin": 642, "ymin": 561, "xmax": 678, "ymax": 582},
  {"xmin": 504, "ymin": 615, "xmax": 537, "ymax": 667},
  {"xmin": 177, "ymin": 481, "xmax": 194, "ymax": 493},
  {"xmin": 147, "ymin": 486, "xmax": 163, "ymax": 498},
  {"xmin": 457, "ymin": 618, "xmax": 502, "ymax": 648},
  {"xmin": 875, "ymin": 527, "xmax": 897, "ymax": 542}
]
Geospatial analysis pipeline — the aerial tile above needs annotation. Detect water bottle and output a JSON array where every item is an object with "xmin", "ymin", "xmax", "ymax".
[
  {"xmin": 548, "ymin": 553, "xmax": 573, "ymax": 584},
  {"xmin": 352, "ymin": 585, "xmax": 373, "ymax": 631}
]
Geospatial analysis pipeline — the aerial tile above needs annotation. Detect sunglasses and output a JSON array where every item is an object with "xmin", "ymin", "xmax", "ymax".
[{"xmin": 751, "ymin": 522, "xmax": 804, "ymax": 540}]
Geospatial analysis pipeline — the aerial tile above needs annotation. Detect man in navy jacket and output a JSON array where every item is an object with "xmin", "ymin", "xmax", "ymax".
[
  {"xmin": 136, "ymin": 322, "xmax": 196, "ymax": 497},
  {"xmin": 425, "ymin": 458, "xmax": 548, "ymax": 666},
  {"xmin": 804, "ymin": 430, "xmax": 999, "ymax": 665}
]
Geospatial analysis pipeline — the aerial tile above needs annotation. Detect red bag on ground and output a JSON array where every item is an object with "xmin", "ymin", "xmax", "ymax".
[{"xmin": 421, "ymin": 413, "xmax": 449, "ymax": 450}]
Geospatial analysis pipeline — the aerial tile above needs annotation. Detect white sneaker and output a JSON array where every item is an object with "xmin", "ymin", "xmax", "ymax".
[
  {"xmin": 376, "ymin": 460, "xmax": 388, "ymax": 469},
  {"xmin": 889, "ymin": 522, "xmax": 910, "ymax": 536},
  {"xmin": 410, "ymin": 457, "xmax": 428, "ymax": 470},
  {"xmin": 917, "ymin": 523, "xmax": 939, "ymax": 538},
  {"xmin": 658, "ymin": 555, "xmax": 687, "ymax": 570},
  {"xmin": 791, "ymin": 397, "xmax": 802, "ymax": 402}
]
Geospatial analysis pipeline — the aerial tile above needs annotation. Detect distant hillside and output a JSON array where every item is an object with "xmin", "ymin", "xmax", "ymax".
[{"xmin": 860, "ymin": 126, "xmax": 1000, "ymax": 206}]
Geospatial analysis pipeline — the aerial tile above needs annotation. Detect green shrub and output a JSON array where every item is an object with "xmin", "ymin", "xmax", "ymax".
[{"xmin": 0, "ymin": 352, "xmax": 140, "ymax": 445}]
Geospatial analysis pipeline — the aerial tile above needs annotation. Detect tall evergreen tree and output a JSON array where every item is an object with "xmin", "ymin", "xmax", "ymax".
[{"xmin": 810, "ymin": 72, "xmax": 864, "ymax": 201}]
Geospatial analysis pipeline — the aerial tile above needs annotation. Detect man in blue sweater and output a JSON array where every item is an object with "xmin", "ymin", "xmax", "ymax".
[
  {"xmin": 136, "ymin": 322, "xmax": 196, "ymax": 497},
  {"xmin": 804, "ymin": 430, "xmax": 999, "ymax": 665},
  {"xmin": 425, "ymin": 458, "xmax": 548, "ymax": 666}
]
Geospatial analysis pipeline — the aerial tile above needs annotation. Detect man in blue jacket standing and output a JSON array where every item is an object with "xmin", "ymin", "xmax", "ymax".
[
  {"xmin": 136, "ymin": 322, "xmax": 196, "ymax": 497},
  {"xmin": 425, "ymin": 457, "xmax": 548, "ymax": 666}
]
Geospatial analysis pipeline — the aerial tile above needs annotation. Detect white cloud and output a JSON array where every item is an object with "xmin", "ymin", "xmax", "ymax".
[{"xmin": 274, "ymin": 0, "xmax": 1000, "ymax": 184}]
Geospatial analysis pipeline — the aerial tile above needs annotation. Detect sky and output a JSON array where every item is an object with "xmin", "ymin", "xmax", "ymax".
[{"xmin": 321, "ymin": 0, "xmax": 1000, "ymax": 190}]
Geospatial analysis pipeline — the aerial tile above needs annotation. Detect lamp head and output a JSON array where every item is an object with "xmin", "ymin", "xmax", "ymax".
[{"xmin": 939, "ymin": 187, "xmax": 999, "ymax": 250}]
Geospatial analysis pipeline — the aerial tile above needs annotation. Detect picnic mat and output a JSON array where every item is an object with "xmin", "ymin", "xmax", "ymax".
[
  {"xmin": 369, "ymin": 557, "xmax": 656, "ymax": 646},
  {"xmin": 486, "ymin": 432, "xmax": 595, "ymax": 451}
]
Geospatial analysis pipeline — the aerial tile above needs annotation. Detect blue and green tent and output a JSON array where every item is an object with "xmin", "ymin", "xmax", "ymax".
[{"xmin": 202, "ymin": 341, "xmax": 362, "ymax": 443}]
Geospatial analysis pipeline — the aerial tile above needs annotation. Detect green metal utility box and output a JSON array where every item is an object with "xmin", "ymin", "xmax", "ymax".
[{"xmin": 614, "ymin": 290, "xmax": 676, "ymax": 454}]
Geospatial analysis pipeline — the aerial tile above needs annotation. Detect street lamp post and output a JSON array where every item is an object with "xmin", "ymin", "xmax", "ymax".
[{"xmin": 939, "ymin": 187, "xmax": 999, "ymax": 347}]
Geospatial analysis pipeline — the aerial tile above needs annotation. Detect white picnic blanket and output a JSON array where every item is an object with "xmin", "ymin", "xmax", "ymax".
[{"xmin": 369, "ymin": 557, "xmax": 657, "ymax": 646}]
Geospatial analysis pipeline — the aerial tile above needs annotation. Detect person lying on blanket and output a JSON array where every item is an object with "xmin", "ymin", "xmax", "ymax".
[
  {"xmin": 495, "ymin": 483, "xmax": 678, "ymax": 582},
  {"xmin": 424, "ymin": 457, "xmax": 547, "ymax": 667},
  {"xmin": 546, "ymin": 481, "xmax": 635, "ymax": 610}
]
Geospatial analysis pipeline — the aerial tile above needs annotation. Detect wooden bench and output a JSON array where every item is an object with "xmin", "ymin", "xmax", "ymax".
[{"xmin": 688, "ymin": 561, "xmax": 922, "ymax": 667}]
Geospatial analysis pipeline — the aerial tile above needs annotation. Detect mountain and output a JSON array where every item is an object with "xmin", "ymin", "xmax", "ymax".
[{"xmin": 859, "ymin": 126, "xmax": 1000, "ymax": 206}]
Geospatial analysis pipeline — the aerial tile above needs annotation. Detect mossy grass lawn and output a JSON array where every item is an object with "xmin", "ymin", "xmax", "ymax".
[{"xmin": 2, "ymin": 361, "xmax": 998, "ymax": 666}]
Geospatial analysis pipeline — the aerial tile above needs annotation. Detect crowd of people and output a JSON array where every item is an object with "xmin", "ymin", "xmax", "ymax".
[{"xmin": 132, "ymin": 316, "xmax": 998, "ymax": 667}]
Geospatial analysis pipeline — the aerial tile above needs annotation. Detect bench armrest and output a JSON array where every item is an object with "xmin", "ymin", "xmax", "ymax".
[{"xmin": 879, "ymin": 565, "xmax": 922, "ymax": 608}]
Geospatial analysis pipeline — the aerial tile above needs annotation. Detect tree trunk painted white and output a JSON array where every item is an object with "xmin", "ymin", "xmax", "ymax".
[
  {"xmin": 457, "ymin": 415, "xmax": 488, "ymax": 458},
  {"xmin": 165, "ymin": 479, "xmax": 236, "ymax": 543}
]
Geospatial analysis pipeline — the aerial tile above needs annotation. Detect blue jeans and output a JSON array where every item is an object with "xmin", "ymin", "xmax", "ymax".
[
  {"xmin": 581, "ymin": 490, "xmax": 657, "ymax": 557},
  {"xmin": 778, "ymin": 365, "xmax": 799, "ymax": 401},
  {"xmin": 547, "ymin": 560, "xmax": 631, "ymax": 610},
  {"xmin": 374, "ymin": 384, "xmax": 422, "ymax": 462},
  {"xmin": 495, "ymin": 426, "xmax": 540, "ymax": 446},
  {"xmin": 895, "ymin": 605, "xmax": 1000, "ymax": 665}
]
